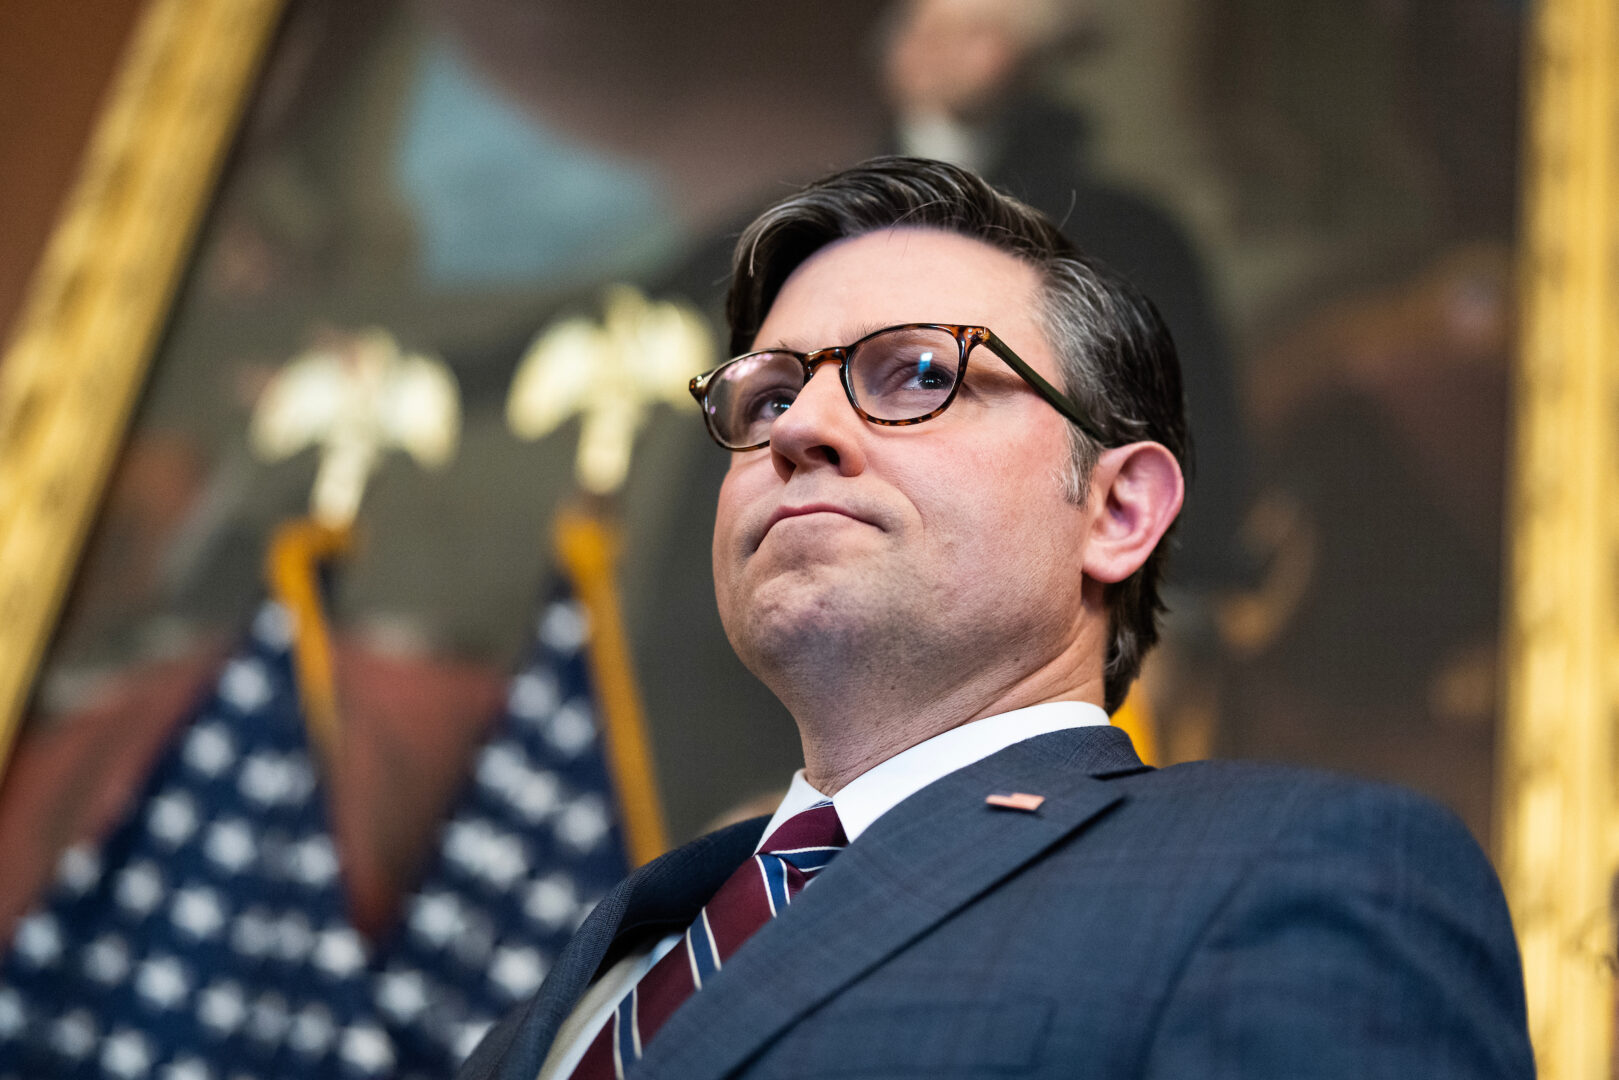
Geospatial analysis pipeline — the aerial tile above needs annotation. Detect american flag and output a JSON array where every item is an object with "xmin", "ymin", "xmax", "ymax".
[
  {"xmin": 375, "ymin": 580, "xmax": 629, "ymax": 1078},
  {"xmin": 0, "ymin": 578, "xmax": 631, "ymax": 1078},
  {"xmin": 0, "ymin": 602, "xmax": 390, "ymax": 1079}
]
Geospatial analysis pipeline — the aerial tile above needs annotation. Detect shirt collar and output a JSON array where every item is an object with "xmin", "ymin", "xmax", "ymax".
[{"xmin": 754, "ymin": 700, "xmax": 1110, "ymax": 852}]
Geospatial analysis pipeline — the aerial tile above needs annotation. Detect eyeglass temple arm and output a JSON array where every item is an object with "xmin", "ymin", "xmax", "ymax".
[{"xmin": 982, "ymin": 330, "xmax": 1109, "ymax": 445}]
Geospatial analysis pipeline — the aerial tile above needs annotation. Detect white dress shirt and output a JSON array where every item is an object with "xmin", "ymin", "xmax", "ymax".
[{"xmin": 536, "ymin": 700, "xmax": 1110, "ymax": 1079}]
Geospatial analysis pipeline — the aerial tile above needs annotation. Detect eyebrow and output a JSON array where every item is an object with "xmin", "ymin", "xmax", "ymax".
[{"xmin": 758, "ymin": 320, "xmax": 907, "ymax": 354}]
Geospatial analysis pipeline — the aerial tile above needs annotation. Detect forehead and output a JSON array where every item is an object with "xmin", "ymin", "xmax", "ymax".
[{"xmin": 754, "ymin": 228, "xmax": 1051, "ymax": 363}]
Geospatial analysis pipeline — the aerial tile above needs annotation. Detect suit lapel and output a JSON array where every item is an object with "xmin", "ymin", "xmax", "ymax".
[
  {"xmin": 636, "ymin": 725, "xmax": 1142, "ymax": 1080},
  {"xmin": 483, "ymin": 817, "xmax": 767, "ymax": 1080}
]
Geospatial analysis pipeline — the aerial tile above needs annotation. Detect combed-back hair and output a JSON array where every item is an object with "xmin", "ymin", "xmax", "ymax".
[{"xmin": 725, "ymin": 156, "xmax": 1190, "ymax": 713}]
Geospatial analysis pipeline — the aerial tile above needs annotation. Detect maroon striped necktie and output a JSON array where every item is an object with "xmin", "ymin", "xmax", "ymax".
[{"xmin": 568, "ymin": 800, "xmax": 847, "ymax": 1079}]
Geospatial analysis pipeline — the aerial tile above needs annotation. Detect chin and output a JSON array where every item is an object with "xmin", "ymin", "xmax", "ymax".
[{"xmin": 726, "ymin": 575, "xmax": 884, "ymax": 677}]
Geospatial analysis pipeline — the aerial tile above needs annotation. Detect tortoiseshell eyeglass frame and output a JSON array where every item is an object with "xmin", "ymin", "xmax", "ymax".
[{"xmin": 687, "ymin": 322, "xmax": 1108, "ymax": 451}]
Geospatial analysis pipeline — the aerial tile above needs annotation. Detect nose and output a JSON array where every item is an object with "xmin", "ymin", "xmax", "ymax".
[{"xmin": 767, "ymin": 357, "xmax": 867, "ymax": 482}]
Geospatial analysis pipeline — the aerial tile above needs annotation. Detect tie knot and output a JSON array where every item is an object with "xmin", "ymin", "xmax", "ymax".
[{"xmin": 760, "ymin": 800, "xmax": 847, "ymax": 855}]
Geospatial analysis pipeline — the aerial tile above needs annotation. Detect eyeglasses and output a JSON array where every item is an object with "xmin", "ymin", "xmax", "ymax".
[{"xmin": 688, "ymin": 323, "xmax": 1104, "ymax": 451}]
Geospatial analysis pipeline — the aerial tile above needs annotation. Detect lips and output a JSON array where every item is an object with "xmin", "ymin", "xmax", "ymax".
[{"xmin": 758, "ymin": 503, "xmax": 873, "ymax": 546}]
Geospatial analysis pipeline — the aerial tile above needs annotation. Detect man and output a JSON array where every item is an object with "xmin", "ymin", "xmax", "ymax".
[{"xmin": 461, "ymin": 158, "xmax": 1532, "ymax": 1079}]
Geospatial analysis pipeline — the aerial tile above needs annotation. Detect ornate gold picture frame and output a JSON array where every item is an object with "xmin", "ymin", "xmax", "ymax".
[
  {"xmin": 1497, "ymin": 0, "xmax": 1619, "ymax": 1072},
  {"xmin": 0, "ymin": 0, "xmax": 287, "ymax": 774}
]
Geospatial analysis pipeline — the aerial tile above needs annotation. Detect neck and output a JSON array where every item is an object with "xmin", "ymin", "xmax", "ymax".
[{"xmin": 777, "ymin": 631, "xmax": 1106, "ymax": 795}]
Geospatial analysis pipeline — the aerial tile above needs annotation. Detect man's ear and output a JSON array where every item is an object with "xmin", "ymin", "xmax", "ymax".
[{"xmin": 1080, "ymin": 441, "xmax": 1185, "ymax": 585}]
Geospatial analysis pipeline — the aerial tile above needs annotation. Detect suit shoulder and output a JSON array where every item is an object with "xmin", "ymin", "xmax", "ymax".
[
  {"xmin": 1123, "ymin": 761, "xmax": 1531, "ymax": 1076},
  {"xmin": 1124, "ymin": 756, "xmax": 1472, "ymax": 821},
  {"xmin": 1111, "ymin": 761, "xmax": 1515, "ymax": 949},
  {"xmin": 1113, "ymin": 758, "xmax": 1493, "ymax": 875}
]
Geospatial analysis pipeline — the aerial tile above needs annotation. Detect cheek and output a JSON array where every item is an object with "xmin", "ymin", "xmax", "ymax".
[
  {"xmin": 712, "ymin": 461, "xmax": 764, "ymax": 589},
  {"xmin": 712, "ymin": 474, "xmax": 743, "ymax": 578},
  {"xmin": 905, "ymin": 438, "xmax": 1085, "ymax": 579},
  {"xmin": 902, "ymin": 436, "xmax": 1058, "ymax": 528}
]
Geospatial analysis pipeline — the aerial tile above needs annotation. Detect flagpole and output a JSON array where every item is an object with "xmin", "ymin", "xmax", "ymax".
[
  {"xmin": 265, "ymin": 519, "xmax": 352, "ymax": 767},
  {"xmin": 554, "ymin": 508, "xmax": 670, "ymax": 866}
]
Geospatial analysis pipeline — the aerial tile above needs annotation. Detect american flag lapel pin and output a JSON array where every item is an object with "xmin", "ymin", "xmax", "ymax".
[{"xmin": 985, "ymin": 792, "xmax": 1045, "ymax": 812}]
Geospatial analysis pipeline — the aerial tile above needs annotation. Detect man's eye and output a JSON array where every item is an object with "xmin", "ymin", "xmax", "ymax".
[
  {"xmin": 743, "ymin": 388, "xmax": 795, "ymax": 422},
  {"xmin": 865, "ymin": 350, "xmax": 955, "ymax": 394},
  {"xmin": 903, "ymin": 362, "xmax": 951, "ymax": 391}
]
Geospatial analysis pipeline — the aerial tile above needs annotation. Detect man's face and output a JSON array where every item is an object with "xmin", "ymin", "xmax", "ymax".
[
  {"xmin": 884, "ymin": 0, "xmax": 1021, "ymax": 121},
  {"xmin": 712, "ymin": 228, "xmax": 1098, "ymax": 696}
]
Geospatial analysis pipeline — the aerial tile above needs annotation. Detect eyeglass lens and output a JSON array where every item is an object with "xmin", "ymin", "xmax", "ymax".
[{"xmin": 705, "ymin": 326, "xmax": 962, "ymax": 447}]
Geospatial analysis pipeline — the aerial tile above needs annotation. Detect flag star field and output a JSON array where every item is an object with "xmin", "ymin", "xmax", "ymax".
[{"xmin": 1, "ymin": 578, "xmax": 630, "ymax": 1079}]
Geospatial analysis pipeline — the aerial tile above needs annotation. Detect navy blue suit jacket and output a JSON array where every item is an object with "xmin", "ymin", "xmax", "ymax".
[{"xmin": 459, "ymin": 725, "xmax": 1533, "ymax": 1079}]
